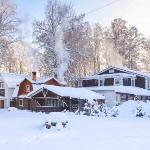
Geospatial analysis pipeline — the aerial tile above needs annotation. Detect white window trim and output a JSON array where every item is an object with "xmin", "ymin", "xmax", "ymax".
[
  {"xmin": 0, "ymin": 81, "xmax": 4, "ymax": 89},
  {"xmin": 147, "ymin": 79, "xmax": 150, "ymax": 89},
  {"xmin": 99, "ymin": 79, "xmax": 104, "ymax": 86},
  {"xmin": 78, "ymin": 80, "xmax": 82, "ymax": 87},
  {"xmin": 25, "ymin": 85, "xmax": 30, "ymax": 93},
  {"xmin": 114, "ymin": 78, "xmax": 121, "ymax": 86},
  {"xmin": 131, "ymin": 79, "xmax": 135, "ymax": 86},
  {"xmin": 19, "ymin": 99, "xmax": 23, "ymax": 106}
]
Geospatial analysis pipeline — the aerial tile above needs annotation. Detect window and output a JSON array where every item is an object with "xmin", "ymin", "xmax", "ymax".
[
  {"xmin": 109, "ymin": 69, "xmax": 114, "ymax": 73},
  {"xmin": 19, "ymin": 99, "xmax": 23, "ymax": 106},
  {"xmin": 131, "ymin": 79, "xmax": 135, "ymax": 86},
  {"xmin": 121, "ymin": 94, "xmax": 127, "ymax": 102},
  {"xmin": 104, "ymin": 78, "xmax": 114, "ymax": 86},
  {"xmin": 47, "ymin": 99, "xmax": 63, "ymax": 107},
  {"xmin": 123, "ymin": 78, "xmax": 131, "ymax": 86},
  {"xmin": 25, "ymin": 85, "xmax": 30, "ymax": 93},
  {"xmin": 82, "ymin": 79, "xmax": 98, "ymax": 87},
  {"xmin": 78, "ymin": 80, "xmax": 82, "ymax": 87},
  {"xmin": 115, "ymin": 78, "xmax": 121, "ymax": 85},
  {"xmin": 148, "ymin": 79, "xmax": 150, "ymax": 89},
  {"xmin": 99, "ymin": 79, "xmax": 104, "ymax": 86},
  {"xmin": 0, "ymin": 81, "xmax": 4, "ymax": 89}
]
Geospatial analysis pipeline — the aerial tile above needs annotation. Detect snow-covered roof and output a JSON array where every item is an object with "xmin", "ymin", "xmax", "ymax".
[
  {"xmin": 27, "ymin": 85, "xmax": 105, "ymax": 102},
  {"xmin": 36, "ymin": 77, "xmax": 66, "ymax": 85},
  {"xmin": 12, "ymin": 86, "xmax": 19, "ymax": 98},
  {"xmin": 86, "ymin": 86, "xmax": 150, "ymax": 96},
  {"xmin": 1, "ymin": 73, "xmax": 25, "ymax": 88},
  {"xmin": 81, "ymin": 73, "xmax": 136, "ymax": 80},
  {"xmin": 99, "ymin": 66, "xmax": 150, "ymax": 78}
]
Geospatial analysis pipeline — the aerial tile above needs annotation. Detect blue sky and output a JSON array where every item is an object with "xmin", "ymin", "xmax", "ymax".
[{"xmin": 12, "ymin": 0, "xmax": 150, "ymax": 42}]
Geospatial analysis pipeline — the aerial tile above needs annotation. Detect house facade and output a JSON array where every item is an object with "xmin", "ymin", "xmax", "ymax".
[
  {"xmin": 0, "ymin": 73, "xmax": 25, "ymax": 108},
  {"xmin": 12, "ymin": 72, "xmax": 104, "ymax": 112},
  {"xmin": 78, "ymin": 66, "xmax": 150, "ymax": 107}
]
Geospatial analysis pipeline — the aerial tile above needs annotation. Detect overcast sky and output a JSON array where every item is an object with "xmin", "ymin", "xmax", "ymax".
[{"xmin": 12, "ymin": 0, "xmax": 150, "ymax": 42}]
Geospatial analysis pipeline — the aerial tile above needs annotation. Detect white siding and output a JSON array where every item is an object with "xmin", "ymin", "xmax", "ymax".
[
  {"xmin": 2, "ymin": 81, "xmax": 15, "ymax": 108},
  {"xmin": 93, "ymin": 90, "xmax": 117, "ymax": 107}
]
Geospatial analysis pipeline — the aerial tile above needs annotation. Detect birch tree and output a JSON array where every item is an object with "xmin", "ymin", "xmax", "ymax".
[
  {"xmin": 111, "ymin": 18, "xmax": 146, "ymax": 70},
  {"xmin": 0, "ymin": 0, "xmax": 20, "ymax": 72},
  {"xmin": 33, "ymin": 0, "xmax": 73, "ymax": 77}
]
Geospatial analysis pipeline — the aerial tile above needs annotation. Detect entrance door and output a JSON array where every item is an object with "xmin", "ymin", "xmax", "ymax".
[{"xmin": 0, "ymin": 100, "xmax": 4, "ymax": 108}]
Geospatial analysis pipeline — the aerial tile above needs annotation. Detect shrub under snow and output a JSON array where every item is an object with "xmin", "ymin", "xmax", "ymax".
[
  {"xmin": 44, "ymin": 112, "xmax": 69, "ymax": 130},
  {"xmin": 110, "ymin": 100, "xmax": 150, "ymax": 118},
  {"xmin": 80, "ymin": 102, "xmax": 108, "ymax": 117},
  {"xmin": 80, "ymin": 100, "xmax": 150, "ymax": 118}
]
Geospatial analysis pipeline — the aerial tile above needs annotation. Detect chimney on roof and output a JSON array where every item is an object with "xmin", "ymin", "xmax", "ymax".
[{"xmin": 32, "ymin": 71, "xmax": 36, "ymax": 81}]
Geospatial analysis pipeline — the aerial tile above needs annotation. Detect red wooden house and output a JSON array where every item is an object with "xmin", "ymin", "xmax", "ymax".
[{"xmin": 12, "ymin": 72, "xmax": 104, "ymax": 112}]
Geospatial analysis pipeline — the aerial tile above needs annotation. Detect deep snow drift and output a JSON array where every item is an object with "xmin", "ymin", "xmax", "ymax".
[{"xmin": 0, "ymin": 107, "xmax": 150, "ymax": 150}]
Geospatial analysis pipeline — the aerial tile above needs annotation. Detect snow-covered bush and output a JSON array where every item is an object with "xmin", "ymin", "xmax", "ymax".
[
  {"xmin": 44, "ymin": 112, "xmax": 69, "ymax": 130},
  {"xmin": 109, "ymin": 100, "xmax": 150, "ymax": 118},
  {"xmin": 109, "ymin": 104, "xmax": 119, "ymax": 117},
  {"xmin": 80, "ymin": 102, "xmax": 108, "ymax": 117}
]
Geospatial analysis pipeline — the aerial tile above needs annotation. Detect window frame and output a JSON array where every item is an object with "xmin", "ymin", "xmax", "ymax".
[
  {"xmin": 148, "ymin": 79, "xmax": 150, "ymax": 89},
  {"xmin": 47, "ymin": 99, "xmax": 63, "ymax": 107},
  {"xmin": 131, "ymin": 79, "xmax": 135, "ymax": 86},
  {"xmin": 25, "ymin": 85, "xmax": 30, "ymax": 93},
  {"xmin": 99, "ymin": 79, "xmax": 104, "ymax": 86},
  {"xmin": 19, "ymin": 99, "xmax": 23, "ymax": 106},
  {"xmin": 114, "ymin": 78, "xmax": 121, "ymax": 86},
  {"xmin": 0, "ymin": 81, "xmax": 4, "ymax": 89}
]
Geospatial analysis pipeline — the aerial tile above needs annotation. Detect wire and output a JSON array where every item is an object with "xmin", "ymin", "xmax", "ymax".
[{"xmin": 85, "ymin": 0, "xmax": 122, "ymax": 15}]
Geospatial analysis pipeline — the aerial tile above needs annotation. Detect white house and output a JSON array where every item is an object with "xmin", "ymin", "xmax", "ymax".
[
  {"xmin": 78, "ymin": 66, "xmax": 150, "ymax": 107},
  {"xmin": 0, "ymin": 73, "xmax": 25, "ymax": 108}
]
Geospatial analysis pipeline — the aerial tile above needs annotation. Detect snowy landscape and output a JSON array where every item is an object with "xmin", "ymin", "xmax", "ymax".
[
  {"xmin": 0, "ymin": 101, "xmax": 150, "ymax": 150},
  {"xmin": 1, "ymin": 0, "xmax": 150, "ymax": 149}
]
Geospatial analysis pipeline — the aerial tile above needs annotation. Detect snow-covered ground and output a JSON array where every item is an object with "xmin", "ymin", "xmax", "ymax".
[{"xmin": 0, "ymin": 108, "xmax": 150, "ymax": 150}]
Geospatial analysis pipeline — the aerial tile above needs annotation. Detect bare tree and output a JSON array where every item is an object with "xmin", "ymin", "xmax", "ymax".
[
  {"xmin": 0, "ymin": 0, "xmax": 20, "ymax": 72},
  {"xmin": 64, "ymin": 14, "xmax": 92, "ymax": 84},
  {"xmin": 33, "ymin": 0, "xmax": 73, "ymax": 77},
  {"xmin": 111, "ymin": 18, "xmax": 146, "ymax": 70}
]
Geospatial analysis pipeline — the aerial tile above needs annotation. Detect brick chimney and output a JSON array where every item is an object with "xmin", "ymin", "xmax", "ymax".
[{"xmin": 32, "ymin": 71, "xmax": 36, "ymax": 81}]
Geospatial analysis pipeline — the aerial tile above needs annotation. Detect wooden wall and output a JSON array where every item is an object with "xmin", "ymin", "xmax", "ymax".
[
  {"xmin": 18, "ymin": 79, "xmax": 33, "ymax": 96},
  {"xmin": 0, "ymin": 100, "xmax": 4, "ymax": 108}
]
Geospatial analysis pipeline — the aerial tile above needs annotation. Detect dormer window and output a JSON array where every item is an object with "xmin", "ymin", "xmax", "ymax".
[
  {"xmin": 0, "ymin": 81, "xmax": 4, "ymax": 89},
  {"xmin": 25, "ymin": 85, "xmax": 30, "ymax": 93}
]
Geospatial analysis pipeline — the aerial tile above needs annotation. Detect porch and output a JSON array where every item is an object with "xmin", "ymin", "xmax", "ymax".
[
  {"xmin": 31, "ymin": 106, "xmax": 64, "ymax": 112},
  {"xmin": 30, "ymin": 97, "xmax": 84, "ymax": 112}
]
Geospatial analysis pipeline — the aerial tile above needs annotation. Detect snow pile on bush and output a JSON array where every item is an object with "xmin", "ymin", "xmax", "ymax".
[
  {"xmin": 110, "ymin": 100, "xmax": 150, "ymax": 118},
  {"xmin": 44, "ymin": 112, "xmax": 69, "ymax": 130},
  {"xmin": 7, "ymin": 107, "xmax": 19, "ymax": 112},
  {"xmin": 80, "ymin": 102, "xmax": 108, "ymax": 117}
]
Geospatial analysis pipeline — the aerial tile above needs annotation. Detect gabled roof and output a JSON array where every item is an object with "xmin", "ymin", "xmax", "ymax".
[
  {"xmin": 98, "ymin": 66, "xmax": 150, "ymax": 78},
  {"xmin": 26, "ymin": 85, "xmax": 105, "ymax": 102},
  {"xmin": 36, "ymin": 76, "xmax": 66, "ymax": 85},
  {"xmin": 0, "ymin": 73, "xmax": 25, "ymax": 88}
]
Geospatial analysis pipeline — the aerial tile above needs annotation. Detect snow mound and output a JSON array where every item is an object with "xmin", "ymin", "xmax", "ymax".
[
  {"xmin": 110, "ymin": 100, "xmax": 150, "ymax": 118},
  {"xmin": 7, "ymin": 107, "xmax": 19, "ymax": 112}
]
